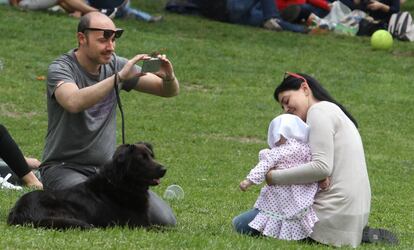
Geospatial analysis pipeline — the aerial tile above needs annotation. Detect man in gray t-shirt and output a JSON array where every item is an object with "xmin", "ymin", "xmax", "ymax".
[
  {"xmin": 39, "ymin": 11, "xmax": 179, "ymax": 226},
  {"xmin": 43, "ymin": 51, "xmax": 136, "ymax": 168}
]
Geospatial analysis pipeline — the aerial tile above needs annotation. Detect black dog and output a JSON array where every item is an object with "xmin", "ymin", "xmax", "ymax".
[{"xmin": 7, "ymin": 142, "xmax": 166, "ymax": 229}]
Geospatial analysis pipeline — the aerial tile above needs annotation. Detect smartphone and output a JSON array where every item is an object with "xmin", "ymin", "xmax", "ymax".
[{"xmin": 141, "ymin": 58, "xmax": 162, "ymax": 73}]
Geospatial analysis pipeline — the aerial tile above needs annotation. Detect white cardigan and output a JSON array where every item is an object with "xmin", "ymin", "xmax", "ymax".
[{"xmin": 270, "ymin": 101, "xmax": 371, "ymax": 248}]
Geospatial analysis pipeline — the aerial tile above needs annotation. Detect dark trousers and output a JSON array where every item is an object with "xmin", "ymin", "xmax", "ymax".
[{"xmin": 0, "ymin": 124, "xmax": 31, "ymax": 183}]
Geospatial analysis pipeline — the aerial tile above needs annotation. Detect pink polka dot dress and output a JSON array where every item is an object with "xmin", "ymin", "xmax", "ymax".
[{"xmin": 247, "ymin": 139, "xmax": 319, "ymax": 240}]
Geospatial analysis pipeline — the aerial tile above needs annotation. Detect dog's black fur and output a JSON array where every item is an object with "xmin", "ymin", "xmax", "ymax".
[{"xmin": 7, "ymin": 142, "xmax": 166, "ymax": 229}]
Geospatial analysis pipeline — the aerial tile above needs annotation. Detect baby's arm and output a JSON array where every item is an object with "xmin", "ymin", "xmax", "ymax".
[{"xmin": 245, "ymin": 148, "xmax": 281, "ymax": 185}]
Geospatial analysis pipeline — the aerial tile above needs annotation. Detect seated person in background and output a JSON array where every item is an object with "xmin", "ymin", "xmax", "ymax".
[
  {"xmin": 339, "ymin": 0, "xmax": 399, "ymax": 26},
  {"xmin": 88, "ymin": 0, "xmax": 163, "ymax": 22},
  {"xmin": 10, "ymin": 0, "xmax": 98, "ymax": 15},
  {"xmin": 277, "ymin": 0, "xmax": 331, "ymax": 24},
  {"xmin": 336, "ymin": 0, "xmax": 399, "ymax": 34},
  {"xmin": 10, "ymin": 0, "xmax": 163, "ymax": 22},
  {"xmin": 356, "ymin": 0, "xmax": 399, "ymax": 25},
  {"xmin": 197, "ymin": 0, "xmax": 310, "ymax": 33},
  {"xmin": 0, "ymin": 124, "xmax": 43, "ymax": 189},
  {"xmin": 275, "ymin": 0, "xmax": 331, "ymax": 26}
]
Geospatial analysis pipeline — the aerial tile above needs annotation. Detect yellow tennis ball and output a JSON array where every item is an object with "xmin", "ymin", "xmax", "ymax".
[{"xmin": 371, "ymin": 30, "xmax": 393, "ymax": 50}]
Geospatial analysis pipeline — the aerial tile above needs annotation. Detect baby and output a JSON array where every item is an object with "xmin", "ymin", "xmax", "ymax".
[{"xmin": 240, "ymin": 114, "xmax": 327, "ymax": 240}]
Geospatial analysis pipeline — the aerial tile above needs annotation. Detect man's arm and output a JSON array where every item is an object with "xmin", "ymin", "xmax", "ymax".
[
  {"xmin": 134, "ymin": 73, "xmax": 179, "ymax": 97},
  {"xmin": 54, "ymin": 54, "xmax": 179, "ymax": 113},
  {"xmin": 54, "ymin": 75, "xmax": 117, "ymax": 113},
  {"xmin": 132, "ymin": 54, "xmax": 179, "ymax": 97}
]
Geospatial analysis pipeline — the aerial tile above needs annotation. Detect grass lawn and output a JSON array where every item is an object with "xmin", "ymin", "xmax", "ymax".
[{"xmin": 0, "ymin": 1, "xmax": 413, "ymax": 249}]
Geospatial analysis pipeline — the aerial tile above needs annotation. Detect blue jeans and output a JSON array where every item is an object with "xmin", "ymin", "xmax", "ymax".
[
  {"xmin": 227, "ymin": 0, "xmax": 278, "ymax": 25},
  {"xmin": 232, "ymin": 208, "xmax": 261, "ymax": 236},
  {"xmin": 226, "ymin": 0, "xmax": 308, "ymax": 33},
  {"xmin": 116, "ymin": 1, "xmax": 153, "ymax": 21}
]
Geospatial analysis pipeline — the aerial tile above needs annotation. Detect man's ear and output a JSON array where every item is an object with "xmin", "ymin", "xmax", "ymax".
[{"xmin": 77, "ymin": 32, "xmax": 87, "ymax": 47}]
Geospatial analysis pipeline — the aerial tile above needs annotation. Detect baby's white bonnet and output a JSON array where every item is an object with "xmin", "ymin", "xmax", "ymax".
[{"xmin": 267, "ymin": 114, "xmax": 309, "ymax": 148}]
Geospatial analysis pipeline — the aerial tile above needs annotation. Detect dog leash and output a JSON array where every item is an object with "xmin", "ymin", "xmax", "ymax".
[
  {"xmin": 112, "ymin": 55, "xmax": 126, "ymax": 145},
  {"xmin": 114, "ymin": 73, "xmax": 125, "ymax": 145}
]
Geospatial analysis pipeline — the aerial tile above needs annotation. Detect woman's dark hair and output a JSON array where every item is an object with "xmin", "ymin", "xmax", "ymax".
[{"xmin": 274, "ymin": 73, "xmax": 358, "ymax": 128}]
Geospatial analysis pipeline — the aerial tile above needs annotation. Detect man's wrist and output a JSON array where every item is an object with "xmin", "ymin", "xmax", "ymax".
[
  {"xmin": 117, "ymin": 73, "xmax": 124, "ymax": 82},
  {"xmin": 114, "ymin": 73, "xmax": 124, "ymax": 86},
  {"xmin": 163, "ymin": 74, "xmax": 176, "ymax": 82}
]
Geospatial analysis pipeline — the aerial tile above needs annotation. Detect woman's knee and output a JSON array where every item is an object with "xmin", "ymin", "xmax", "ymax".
[
  {"xmin": 232, "ymin": 214, "xmax": 249, "ymax": 233},
  {"xmin": 232, "ymin": 209, "xmax": 260, "ymax": 235},
  {"xmin": 232, "ymin": 216, "xmax": 242, "ymax": 232}
]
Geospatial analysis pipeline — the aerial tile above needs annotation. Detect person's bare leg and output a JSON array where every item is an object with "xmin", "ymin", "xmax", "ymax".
[
  {"xmin": 22, "ymin": 157, "xmax": 43, "ymax": 188},
  {"xmin": 25, "ymin": 157, "xmax": 41, "ymax": 169},
  {"xmin": 59, "ymin": 0, "xmax": 98, "ymax": 15},
  {"xmin": 21, "ymin": 172, "xmax": 43, "ymax": 189},
  {"xmin": 9, "ymin": 0, "xmax": 21, "ymax": 6}
]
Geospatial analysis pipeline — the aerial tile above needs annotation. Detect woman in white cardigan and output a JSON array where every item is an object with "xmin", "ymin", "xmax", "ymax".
[{"xmin": 233, "ymin": 72, "xmax": 398, "ymax": 247}]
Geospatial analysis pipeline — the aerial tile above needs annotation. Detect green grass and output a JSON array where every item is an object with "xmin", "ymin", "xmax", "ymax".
[{"xmin": 1, "ymin": 1, "xmax": 414, "ymax": 249}]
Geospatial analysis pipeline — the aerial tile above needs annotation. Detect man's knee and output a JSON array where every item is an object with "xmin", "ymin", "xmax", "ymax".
[
  {"xmin": 148, "ymin": 190, "xmax": 177, "ymax": 226},
  {"xmin": 40, "ymin": 165, "xmax": 89, "ymax": 190}
]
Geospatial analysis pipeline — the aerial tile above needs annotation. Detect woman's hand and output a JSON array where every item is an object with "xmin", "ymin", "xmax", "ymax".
[{"xmin": 265, "ymin": 168, "xmax": 275, "ymax": 185}]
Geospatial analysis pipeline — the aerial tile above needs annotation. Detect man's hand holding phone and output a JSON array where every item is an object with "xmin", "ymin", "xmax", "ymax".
[
  {"xmin": 142, "ymin": 53, "xmax": 175, "ymax": 80},
  {"xmin": 141, "ymin": 57, "xmax": 162, "ymax": 73},
  {"xmin": 119, "ymin": 53, "xmax": 176, "ymax": 84},
  {"xmin": 145, "ymin": 54, "xmax": 176, "ymax": 81},
  {"xmin": 118, "ymin": 52, "xmax": 178, "ymax": 97}
]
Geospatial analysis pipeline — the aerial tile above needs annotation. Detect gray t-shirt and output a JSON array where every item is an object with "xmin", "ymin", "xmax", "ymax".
[{"xmin": 42, "ymin": 49, "xmax": 139, "ymax": 166}]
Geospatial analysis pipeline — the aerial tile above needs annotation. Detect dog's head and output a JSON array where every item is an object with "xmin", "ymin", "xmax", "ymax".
[{"xmin": 111, "ymin": 142, "xmax": 166, "ymax": 187}]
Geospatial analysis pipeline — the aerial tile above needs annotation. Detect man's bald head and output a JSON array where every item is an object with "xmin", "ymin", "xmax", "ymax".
[{"xmin": 77, "ymin": 12, "xmax": 115, "ymax": 33}]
